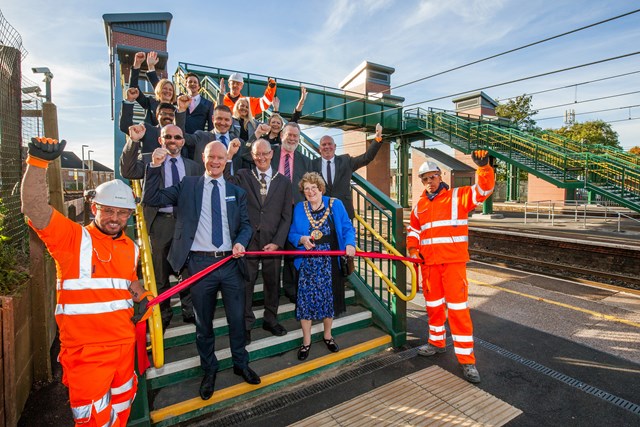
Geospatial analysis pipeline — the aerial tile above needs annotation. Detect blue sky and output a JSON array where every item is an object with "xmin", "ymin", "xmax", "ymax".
[{"xmin": 4, "ymin": 0, "xmax": 640, "ymax": 168}]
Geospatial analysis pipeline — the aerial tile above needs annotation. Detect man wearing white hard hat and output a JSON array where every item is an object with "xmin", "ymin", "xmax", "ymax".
[
  {"xmin": 407, "ymin": 150, "xmax": 494, "ymax": 384},
  {"xmin": 21, "ymin": 138, "xmax": 150, "ymax": 426},
  {"xmin": 218, "ymin": 72, "xmax": 277, "ymax": 115}
]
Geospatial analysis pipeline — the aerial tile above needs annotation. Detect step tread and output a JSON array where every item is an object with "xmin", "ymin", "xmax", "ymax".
[{"xmin": 149, "ymin": 329, "xmax": 391, "ymax": 424}]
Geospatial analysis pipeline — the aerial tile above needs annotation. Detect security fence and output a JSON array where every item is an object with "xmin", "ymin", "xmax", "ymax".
[{"xmin": 0, "ymin": 10, "xmax": 28, "ymax": 243}]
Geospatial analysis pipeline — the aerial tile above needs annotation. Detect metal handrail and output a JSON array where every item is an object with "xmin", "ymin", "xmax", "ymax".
[
  {"xmin": 131, "ymin": 180, "xmax": 164, "ymax": 368},
  {"xmin": 354, "ymin": 213, "xmax": 417, "ymax": 301}
]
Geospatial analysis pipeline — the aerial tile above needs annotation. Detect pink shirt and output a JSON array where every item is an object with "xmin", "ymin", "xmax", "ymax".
[{"xmin": 279, "ymin": 149, "xmax": 294, "ymax": 179}]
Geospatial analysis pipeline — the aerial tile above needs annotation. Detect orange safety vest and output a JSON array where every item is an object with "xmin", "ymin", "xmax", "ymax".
[
  {"xmin": 407, "ymin": 165, "xmax": 495, "ymax": 264},
  {"xmin": 30, "ymin": 210, "xmax": 139, "ymax": 349},
  {"xmin": 223, "ymin": 81, "xmax": 277, "ymax": 115}
]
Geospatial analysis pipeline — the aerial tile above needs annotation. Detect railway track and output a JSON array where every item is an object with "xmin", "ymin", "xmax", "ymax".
[{"xmin": 468, "ymin": 228, "xmax": 640, "ymax": 290}]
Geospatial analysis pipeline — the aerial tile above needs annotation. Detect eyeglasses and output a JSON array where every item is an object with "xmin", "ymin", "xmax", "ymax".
[
  {"xmin": 96, "ymin": 206, "xmax": 133, "ymax": 218},
  {"xmin": 303, "ymin": 186, "xmax": 319, "ymax": 193},
  {"xmin": 253, "ymin": 151, "xmax": 272, "ymax": 158},
  {"xmin": 162, "ymin": 134, "xmax": 183, "ymax": 140},
  {"xmin": 421, "ymin": 174, "xmax": 440, "ymax": 182}
]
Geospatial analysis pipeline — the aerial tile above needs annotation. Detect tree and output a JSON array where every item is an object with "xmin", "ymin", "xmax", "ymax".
[
  {"xmin": 552, "ymin": 120, "xmax": 620, "ymax": 149},
  {"xmin": 630, "ymin": 146, "xmax": 640, "ymax": 155},
  {"xmin": 495, "ymin": 94, "xmax": 538, "ymax": 131}
]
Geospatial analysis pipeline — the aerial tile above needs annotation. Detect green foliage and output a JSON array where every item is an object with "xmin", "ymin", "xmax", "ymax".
[
  {"xmin": 495, "ymin": 95, "xmax": 539, "ymax": 131},
  {"xmin": 551, "ymin": 120, "xmax": 620, "ymax": 149},
  {"xmin": 629, "ymin": 146, "xmax": 640, "ymax": 156},
  {"xmin": 0, "ymin": 200, "xmax": 30, "ymax": 295}
]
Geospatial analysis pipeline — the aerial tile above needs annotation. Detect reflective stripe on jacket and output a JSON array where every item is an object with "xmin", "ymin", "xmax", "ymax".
[
  {"xmin": 407, "ymin": 164, "xmax": 494, "ymax": 265},
  {"xmin": 30, "ymin": 210, "xmax": 140, "ymax": 348},
  {"xmin": 223, "ymin": 82, "xmax": 277, "ymax": 115}
]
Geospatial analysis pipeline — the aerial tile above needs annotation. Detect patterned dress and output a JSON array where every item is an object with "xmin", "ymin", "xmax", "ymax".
[{"xmin": 296, "ymin": 206, "xmax": 335, "ymax": 320}]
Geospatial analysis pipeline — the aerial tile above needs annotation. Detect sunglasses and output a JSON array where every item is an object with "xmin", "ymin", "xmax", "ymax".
[{"xmin": 162, "ymin": 134, "xmax": 184, "ymax": 140}]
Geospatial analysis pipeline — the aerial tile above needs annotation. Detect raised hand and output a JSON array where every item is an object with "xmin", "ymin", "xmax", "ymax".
[
  {"xmin": 146, "ymin": 51, "xmax": 159, "ymax": 71},
  {"xmin": 126, "ymin": 87, "xmax": 140, "ymax": 102},
  {"xmin": 268, "ymin": 78, "xmax": 276, "ymax": 88},
  {"xmin": 272, "ymin": 96, "xmax": 280, "ymax": 112},
  {"xmin": 133, "ymin": 52, "xmax": 146, "ymax": 69},
  {"xmin": 471, "ymin": 149, "xmax": 489, "ymax": 167},
  {"xmin": 219, "ymin": 78, "xmax": 226, "ymax": 95},
  {"xmin": 177, "ymin": 94, "xmax": 191, "ymax": 113},
  {"xmin": 151, "ymin": 147, "xmax": 168, "ymax": 166},
  {"xmin": 28, "ymin": 137, "xmax": 67, "ymax": 164},
  {"xmin": 375, "ymin": 123, "xmax": 383, "ymax": 140},
  {"xmin": 227, "ymin": 138, "xmax": 241, "ymax": 157},
  {"xmin": 128, "ymin": 124, "xmax": 146, "ymax": 141},
  {"xmin": 255, "ymin": 123, "xmax": 271, "ymax": 137}
]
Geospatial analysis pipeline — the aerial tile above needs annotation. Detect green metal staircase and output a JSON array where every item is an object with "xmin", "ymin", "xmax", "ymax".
[{"xmin": 403, "ymin": 108, "xmax": 640, "ymax": 212}]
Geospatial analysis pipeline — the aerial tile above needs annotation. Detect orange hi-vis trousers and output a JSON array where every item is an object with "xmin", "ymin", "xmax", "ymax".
[
  {"xmin": 422, "ymin": 262, "xmax": 475, "ymax": 364},
  {"xmin": 59, "ymin": 342, "xmax": 137, "ymax": 427}
]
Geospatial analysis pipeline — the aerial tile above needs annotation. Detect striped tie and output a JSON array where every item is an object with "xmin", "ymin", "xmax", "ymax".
[{"xmin": 284, "ymin": 153, "xmax": 291, "ymax": 180}]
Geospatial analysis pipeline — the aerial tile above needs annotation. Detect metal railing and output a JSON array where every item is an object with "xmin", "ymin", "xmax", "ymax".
[{"xmin": 522, "ymin": 199, "xmax": 640, "ymax": 232}]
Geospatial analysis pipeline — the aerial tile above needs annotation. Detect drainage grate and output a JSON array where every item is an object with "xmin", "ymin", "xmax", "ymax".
[
  {"xmin": 476, "ymin": 337, "xmax": 640, "ymax": 416},
  {"xmin": 199, "ymin": 349, "xmax": 418, "ymax": 426}
]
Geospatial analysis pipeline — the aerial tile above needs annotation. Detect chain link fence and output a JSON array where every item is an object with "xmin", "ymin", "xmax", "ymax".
[{"xmin": 0, "ymin": 10, "xmax": 29, "ymax": 244}]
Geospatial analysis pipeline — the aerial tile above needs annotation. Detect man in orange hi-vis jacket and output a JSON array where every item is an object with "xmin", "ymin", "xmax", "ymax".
[
  {"xmin": 21, "ymin": 137, "xmax": 152, "ymax": 426},
  {"xmin": 218, "ymin": 72, "xmax": 277, "ymax": 115},
  {"xmin": 407, "ymin": 150, "xmax": 494, "ymax": 384}
]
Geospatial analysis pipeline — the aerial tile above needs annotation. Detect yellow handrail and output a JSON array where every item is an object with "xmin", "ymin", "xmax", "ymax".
[
  {"xmin": 131, "ymin": 180, "xmax": 164, "ymax": 368},
  {"xmin": 354, "ymin": 213, "xmax": 418, "ymax": 301}
]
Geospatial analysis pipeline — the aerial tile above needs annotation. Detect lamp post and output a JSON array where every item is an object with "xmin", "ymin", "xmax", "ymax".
[
  {"xmin": 32, "ymin": 67, "xmax": 53, "ymax": 103},
  {"xmin": 87, "ymin": 150, "xmax": 94, "ymax": 189},
  {"xmin": 81, "ymin": 145, "xmax": 89, "ymax": 190}
]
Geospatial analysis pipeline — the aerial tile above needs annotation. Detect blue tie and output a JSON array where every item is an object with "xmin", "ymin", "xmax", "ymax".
[
  {"xmin": 169, "ymin": 158, "xmax": 180, "ymax": 186},
  {"xmin": 219, "ymin": 134, "xmax": 228, "ymax": 147},
  {"xmin": 211, "ymin": 180, "xmax": 223, "ymax": 247}
]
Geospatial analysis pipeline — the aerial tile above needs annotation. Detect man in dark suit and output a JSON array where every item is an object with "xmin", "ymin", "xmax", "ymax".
[
  {"xmin": 312, "ymin": 123, "xmax": 384, "ymax": 219},
  {"xmin": 142, "ymin": 141, "xmax": 260, "ymax": 401},
  {"xmin": 183, "ymin": 72, "xmax": 214, "ymax": 134},
  {"xmin": 226, "ymin": 138, "xmax": 292, "ymax": 343},
  {"xmin": 175, "ymin": 99, "xmax": 247, "ymax": 173},
  {"xmin": 119, "ymin": 87, "xmax": 177, "ymax": 154},
  {"xmin": 120, "ymin": 123, "xmax": 203, "ymax": 329},
  {"xmin": 270, "ymin": 122, "xmax": 312, "ymax": 302}
]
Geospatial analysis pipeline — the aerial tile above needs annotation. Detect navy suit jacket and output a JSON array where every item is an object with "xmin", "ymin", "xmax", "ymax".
[
  {"xmin": 142, "ymin": 165, "xmax": 253, "ymax": 272},
  {"xmin": 185, "ymin": 96, "xmax": 214, "ymax": 134}
]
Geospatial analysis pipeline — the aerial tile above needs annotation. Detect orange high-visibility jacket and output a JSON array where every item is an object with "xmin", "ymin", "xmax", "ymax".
[
  {"xmin": 407, "ymin": 165, "xmax": 495, "ymax": 265},
  {"xmin": 30, "ymin": 210, "xmax": 139, "ymax": 348},
  {"xmin": 222, "ymin": 81, "xmax": 277, "ymax": 115}
]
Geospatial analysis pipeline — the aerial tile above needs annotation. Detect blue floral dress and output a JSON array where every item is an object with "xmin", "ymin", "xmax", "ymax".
[{"xmin": 296, "ymin": 206, "xmax": 335, "ymax": 320}]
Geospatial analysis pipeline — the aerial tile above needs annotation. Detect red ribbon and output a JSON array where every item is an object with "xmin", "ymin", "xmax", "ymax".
[{"xmin": 135, "ymin": 250, "xmax": 421, "ymax": 373}]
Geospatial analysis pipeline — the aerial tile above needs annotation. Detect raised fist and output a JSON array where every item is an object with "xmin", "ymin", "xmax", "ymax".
[
  {"xmin": 375, "ymin": 123, "xmax": 383, "ymax": 140},
  {"xmin": 219, "ymin": 78, "xmax": 226, "ymax": 94},
  {"xmin": 256, "ymin": 123, "xmax": 271, "ymax": 136},
  {"xmin": 133, "ymin": 52, "xmax": 146, "ymax": 68},
  {"xmin": 126, "ymin": 87, "xmax": 140, "ymax": 102},
  {"xmin": 177, "ymin": 94, "xmax": 191, "ymax": 112},
  {"xmin": 268, "ymin": 78, "xmax": 276, "ymax": 88},
  {"xmin": 151, "ymin": 147, "xmax": 168, "ymax": 166},
  {"xmin": 28, "ymin": 137, "xmax": 67, "ymax": 162},
  {"xmin": 227, "ymin": 138, "xmax": 241, "ymax": 157},
  {"xmin": 471, "ymin": 150, "xmax": 489, "ymax": 167},
  {"xmin": 128, "ymin": 124, "xmax": 146, "ymax": 141}
]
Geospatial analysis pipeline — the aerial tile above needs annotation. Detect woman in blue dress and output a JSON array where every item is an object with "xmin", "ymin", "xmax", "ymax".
[{"xmin": 288, "ymin": 172, "xmax": 356, "ymax": 361}]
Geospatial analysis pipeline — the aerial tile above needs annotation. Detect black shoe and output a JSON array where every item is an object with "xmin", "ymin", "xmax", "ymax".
[
  {"xmin": 245, "ymin": 330, "xmax": 252, "ymax": 345},
  {"xmin": 285, "ymin": 294, "xmax": 297, "ymax": 304},
  {"xmin": 183, "ymin": 315, "xmax": 196, "ymax": 324},
  {"xmin": 297, "ymin": 343, "xmax": 311, "ymax": 360},
  {"xmin": 323, "ymin": 337, "xmax": 339, "ymax": 353},
  {"xmin": 233, "ymin": 366, "xmax": 261, "ymax": 385},
  {"xmin": 263, "ymin": 323, "xmax": 287, "ymax": 336},
  {"xmin": 199, "ymin": 372, "xmax": 216, "ymax": 400}
]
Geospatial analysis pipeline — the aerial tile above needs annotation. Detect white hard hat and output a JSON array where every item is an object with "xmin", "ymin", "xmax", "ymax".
[
  {"xmin": 418, "ymin": 161, "xmax": 441, "ymax": 177},
  {"xmin": 92, "ymin": 179, "xmax": 136, "ymax": 209},
  {"xmin": 228, "ymin": 72, "xmax": 244, "ymax": 83}
]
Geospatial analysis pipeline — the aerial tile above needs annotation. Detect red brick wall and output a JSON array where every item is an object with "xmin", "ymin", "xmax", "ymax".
[
  {"xmin": 527, "ymin": 174, "xmax": 566, "ymax": 202},
  {"xmin": 111, "ymin": 32, "xmax": 166, "ymax": 51}
]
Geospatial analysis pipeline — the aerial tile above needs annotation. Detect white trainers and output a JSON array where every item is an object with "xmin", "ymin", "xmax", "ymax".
[
  {"xmin": 461, "ymin": 364, "xmax": 481, "ymax": 383},
  {"xmin": 417, "ymin": 343, "xmax": 446, "ymax": 357}
]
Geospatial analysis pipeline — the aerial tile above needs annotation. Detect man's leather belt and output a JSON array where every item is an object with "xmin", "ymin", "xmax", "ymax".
[
  {"xmin": 156, "ymin": 212, "xmax": 175, "ymax": 218},
  {"xmin": 191, "ymin": 250, "xmax": 233, "ymax": 258}
]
